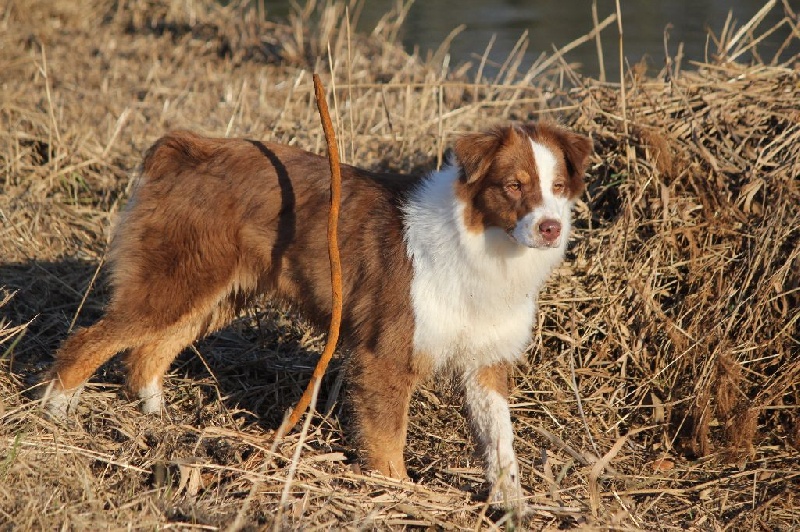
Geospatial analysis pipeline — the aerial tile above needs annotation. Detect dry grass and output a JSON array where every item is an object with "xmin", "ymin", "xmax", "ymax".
[{"xmin": 2, "ymin": 0, "xmax": 799, "ymax": 529}]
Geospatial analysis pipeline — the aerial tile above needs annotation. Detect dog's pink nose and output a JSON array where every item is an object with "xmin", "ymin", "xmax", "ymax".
[{"xmin": 538, "ymin": 219, "xmax": 561, "ymax": 243}]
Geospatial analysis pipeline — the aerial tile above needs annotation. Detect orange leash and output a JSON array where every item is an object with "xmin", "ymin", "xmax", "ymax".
[{"xmin": 280, "ymin": 74, "xmax": 343, "ymax": 433}]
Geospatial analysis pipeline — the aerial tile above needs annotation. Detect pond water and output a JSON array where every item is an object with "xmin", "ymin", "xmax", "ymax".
[{"xmin": 262, "ymin": 0, "xmax": 798, "ymax": 80}]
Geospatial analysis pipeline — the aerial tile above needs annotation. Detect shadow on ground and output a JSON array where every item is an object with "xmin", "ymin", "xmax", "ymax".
[{"xmin": 0, "ymin": 258, "xmax": 340, "ymax": 430}]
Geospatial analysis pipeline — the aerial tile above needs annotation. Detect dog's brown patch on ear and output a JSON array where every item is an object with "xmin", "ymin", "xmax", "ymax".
[
  {"xmin": 557, "ymin": 129, "xmax": 593, "ymax": 191},
  {"xmin": 453, "ymin": 128, "xmax": 508, "ymax": 185},
  {"xmin": 454, "ymin": 127, "xmax": 539, "ymax": 233}
]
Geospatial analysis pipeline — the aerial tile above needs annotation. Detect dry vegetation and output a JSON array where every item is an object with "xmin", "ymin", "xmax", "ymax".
[{"xmin": 1, "ymin": 0, "xmax": 799, "ymax": 529}]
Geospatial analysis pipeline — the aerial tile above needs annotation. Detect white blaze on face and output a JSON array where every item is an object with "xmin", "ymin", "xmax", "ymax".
[{"xmin": 510, "ymin": 140, "xmax": 572, "ymax": 248}]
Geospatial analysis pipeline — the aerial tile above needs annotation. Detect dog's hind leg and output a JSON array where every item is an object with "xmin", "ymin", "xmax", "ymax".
[
  {"xmin": 44, "ymin": 317, "xmax": 141, "ymax": 417},
  {"xmin": 124, "ymin": 328, "xmax": 198, "ymax": 414},
  {"xmin": 123, "ymin": 296, "xmax": 241, "ymax": 414},
  {"xmin": 45, "ymin": 288, "xmax": 242, "ymax": 417}
]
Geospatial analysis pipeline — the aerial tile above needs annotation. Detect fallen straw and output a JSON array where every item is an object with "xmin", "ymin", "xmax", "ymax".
[{"xmin": 278, "ymin": 73, "xmax": 344, "ymax": 434}]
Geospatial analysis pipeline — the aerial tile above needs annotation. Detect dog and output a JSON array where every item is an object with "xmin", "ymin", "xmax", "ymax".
[{"xmin": 43, "ymin": 122, "xmax": 592, "ymax": 504}]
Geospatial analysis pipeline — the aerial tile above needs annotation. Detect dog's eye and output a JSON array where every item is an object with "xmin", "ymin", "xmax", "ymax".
[
  {"xmin": 553, "ymin": 182, "xmax": 565, "ymax": 193},
  {"xmin": 505, "ymin": 181, "xmax": 522, "ymax": 193}
]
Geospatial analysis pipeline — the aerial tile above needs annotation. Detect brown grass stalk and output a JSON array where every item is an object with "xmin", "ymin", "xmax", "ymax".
[{"xmin": 279, "ymin": 73, "xmax": 344, "ymax": 434}]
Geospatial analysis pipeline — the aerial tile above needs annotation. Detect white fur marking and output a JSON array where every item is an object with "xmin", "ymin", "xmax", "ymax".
[
  {"xmin": 510, "ymin": 140, "xmax": 573, "ymax": 248},
  {"xmin": 532, "ymin": 139, "xmax": 558, "ymax": 194},
  {"xmin": 463, "ymin": 370, "xmax": 522, "ymax": 504},
  {"xmin": 510, "ymin": 210, "xmax": 542, "ymax": 248},
  {"xmin": 138, "ymin": 379, "xmax": 163, "ymax": 414},
  {"xmin": 403, "ymin": 161, "xmax": 567, "ymax": 371},
  {"xmin": 44, "ymin": 384, "xmax": 83, "ymax": 418}
]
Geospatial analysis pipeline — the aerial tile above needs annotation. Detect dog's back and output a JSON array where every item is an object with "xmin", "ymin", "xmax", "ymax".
[{"xmin": 117, "ymin": 131, "xmax": 417, "ymax": 331}]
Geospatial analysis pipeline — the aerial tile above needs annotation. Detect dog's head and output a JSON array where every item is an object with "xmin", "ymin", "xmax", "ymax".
[{"xmin": 453, "ymin": 123, "xmax": 592, "ymax": 249}]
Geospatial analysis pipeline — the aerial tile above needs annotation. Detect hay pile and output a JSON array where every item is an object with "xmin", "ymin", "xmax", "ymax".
[{"xmin": 1, "ymin": 0, "xmax": 798, "ymax": 529}]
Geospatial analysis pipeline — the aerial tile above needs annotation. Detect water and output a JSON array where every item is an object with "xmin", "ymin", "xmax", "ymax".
[{"xmin": 262, "ymin": 0, "xmax": 798, "ymax": 80}]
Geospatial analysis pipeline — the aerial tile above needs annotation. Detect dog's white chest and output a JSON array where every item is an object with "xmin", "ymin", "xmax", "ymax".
[
  {"xmin": 410, "ymin": 273, "xmax": 537, "ymax": 369},
  {"xmin": 402, "ymin": 166, "xmax": 566, "ymax": 370}
]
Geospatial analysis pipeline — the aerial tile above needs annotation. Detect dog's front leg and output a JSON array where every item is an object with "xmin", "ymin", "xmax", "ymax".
[{"xmin": 463, "ymin": 363, "xmax": 523, "ymax": 506}]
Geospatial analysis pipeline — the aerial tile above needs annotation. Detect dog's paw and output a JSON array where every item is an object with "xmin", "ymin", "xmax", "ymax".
[
  {"xmin": 40, "ymin": 383, "xmax": 82, "ymax": 419},
  {"xmin": 487, "ymin": 459, "xmax": 525, "ymax": 511},
  {"xmin": 137, "ymin": 381, "xmax": 164, "ymax": 414}
]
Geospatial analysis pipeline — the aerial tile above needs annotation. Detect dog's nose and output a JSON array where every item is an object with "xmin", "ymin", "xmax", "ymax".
[{"xmin": 538, "ymin": 219, "xmax": 561, "ymax": 243}]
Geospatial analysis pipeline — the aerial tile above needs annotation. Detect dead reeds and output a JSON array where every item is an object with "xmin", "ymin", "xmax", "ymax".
[{"xmin": 1, "ymin": 0, "xmax": 798, "ymax": 529}]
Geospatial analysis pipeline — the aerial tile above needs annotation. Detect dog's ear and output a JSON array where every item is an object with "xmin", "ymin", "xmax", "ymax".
[
  {"xmin": 555, "ymin": 129, "xmax": 593, "ymax": 183},
  {"xmin": 556, "ymin": 129, "xmax": 592, "ymax": 199},
  {"xmin": 454, "ymin": 127, "xmax": 516, "ymax": 184}
]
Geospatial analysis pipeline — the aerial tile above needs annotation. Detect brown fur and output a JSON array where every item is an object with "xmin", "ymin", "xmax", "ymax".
[
  {"xmin": 475, "ymin": 363, "xmax": 511, "ymax": 398},
  {"xmin": 46, "ymin": 124, "xmax": 592, "ymax": 481},
  {"xmin": 48, "ymin": 131, "xmax": 425, "ymax": 476}
]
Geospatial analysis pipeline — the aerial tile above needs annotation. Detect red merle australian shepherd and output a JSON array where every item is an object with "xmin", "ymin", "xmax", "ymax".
[{"xmin": 44, "ymin": 122, "xmax": 592, "ymax": 505}]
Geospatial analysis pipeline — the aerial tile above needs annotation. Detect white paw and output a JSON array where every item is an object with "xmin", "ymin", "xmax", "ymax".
[
  {"xmin": 489, "ymin": 459, "xmax": 524, "ymax": 509},
  {"xmin": 138, "ymin": 380, "xmax": 163, "ymax": 414},
  {"xmin": 42, "ymin": 383, "xmax": 82, "ymax": 418}
]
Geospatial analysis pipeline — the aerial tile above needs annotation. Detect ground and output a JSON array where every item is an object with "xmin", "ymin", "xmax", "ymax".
[{"xmin": 1, "ymin": 0, "xmax": 798, "ymax": 529}]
